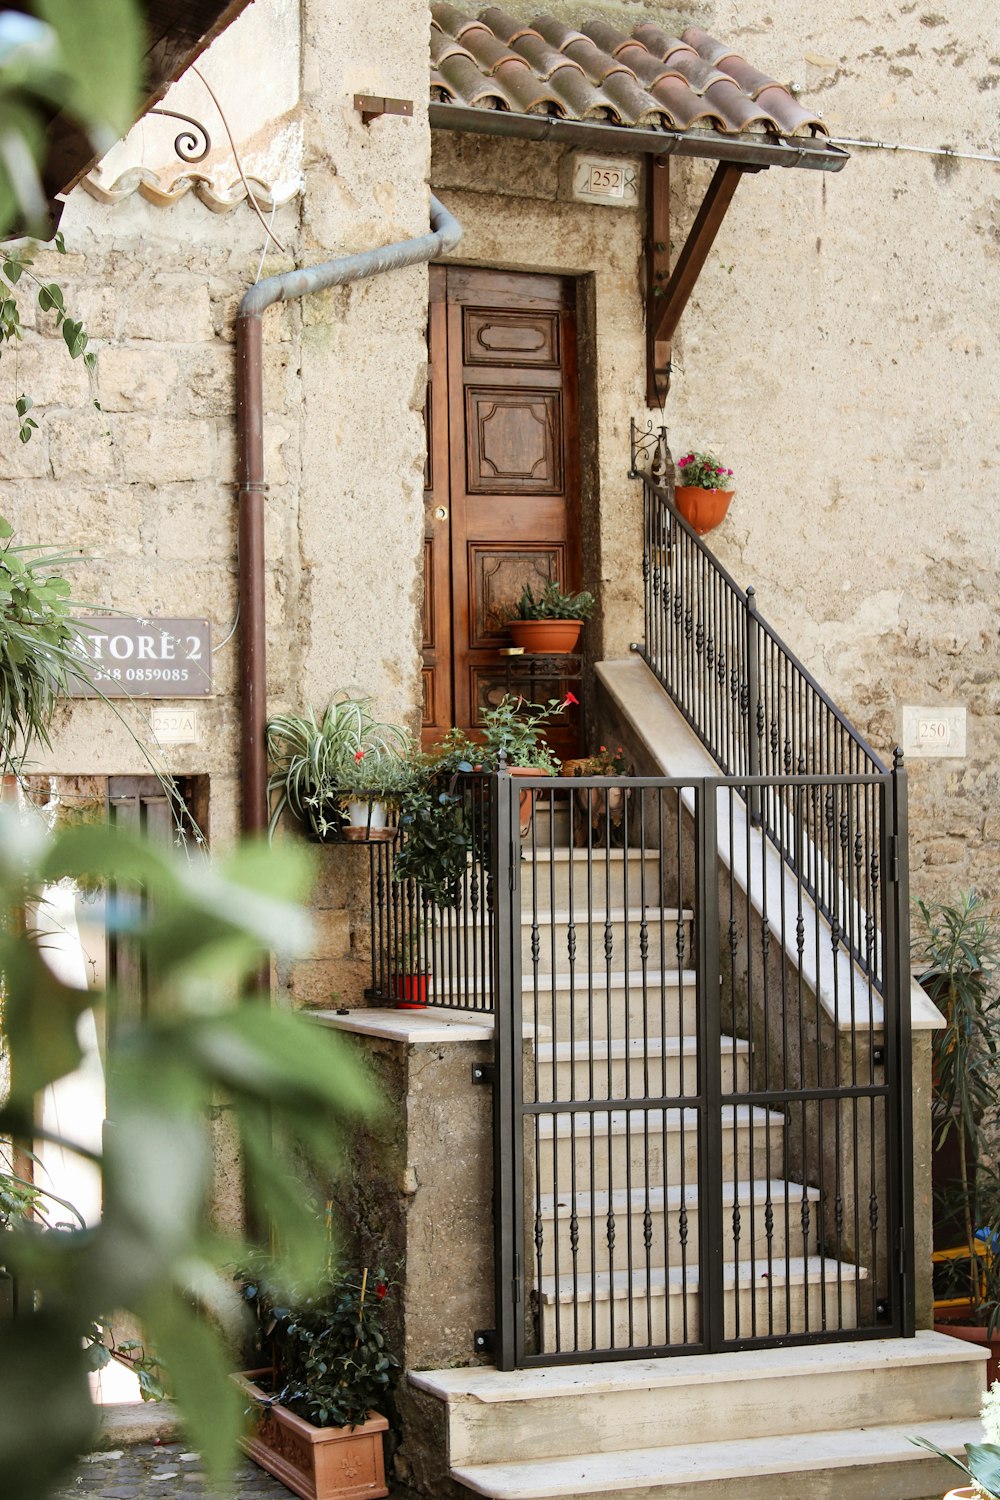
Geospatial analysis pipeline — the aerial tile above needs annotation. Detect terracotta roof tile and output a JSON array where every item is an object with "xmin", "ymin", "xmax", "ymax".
[{"xmin": 429, "ymin": 6, "xmax": 828, "ymax": 139}]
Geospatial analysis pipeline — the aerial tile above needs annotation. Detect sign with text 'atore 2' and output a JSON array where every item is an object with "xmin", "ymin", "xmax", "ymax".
[{"xmin": 67, "ymin": 617, "xmax": 212, "ymax": 698}]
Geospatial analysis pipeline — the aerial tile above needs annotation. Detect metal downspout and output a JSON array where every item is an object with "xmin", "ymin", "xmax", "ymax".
[{"xmin": 235, "ymin": 194, "xmax": 462, "ymax": 842}]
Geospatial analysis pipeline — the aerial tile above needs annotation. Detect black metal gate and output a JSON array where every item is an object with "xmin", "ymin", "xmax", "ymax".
[{"xmin": 491, "ymin": 765, "xmax": 913, "ymax": 1369}]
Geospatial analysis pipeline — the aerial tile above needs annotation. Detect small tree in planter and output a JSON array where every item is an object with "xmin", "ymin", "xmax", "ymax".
[
  {"xmin": 917, "ymin": 891, "xmax": 1000, "ymax": 1379},
  {"xmin": 236, "ymin": 1252, "xmax": 399, "ymax": 1500}
]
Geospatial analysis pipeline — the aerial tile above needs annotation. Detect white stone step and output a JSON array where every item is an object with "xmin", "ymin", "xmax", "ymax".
[
  {"xmin": 538, "ymin": 1254, "xmax": 866, "ymax": 1352},
  {"xmin": 523, "ymin": 969, "xmax": 698, "ymax": 1039},
  {"xmin": 536, "ymin": 1104, "xmax": 785, "ymax": 1187},
  {"xmin": 537, "ymin": 1177, "xmax": 820, "ymax": 1264},
  {"xmin": 521, "ymin": 907, "xmax": 693, "ymax": 974},
  {"xmin": 450, "ymin": 1416, "xmax": 983, "ymax": 1500},
  {"xmin": 535, "ymin": 1033, "xmax": 747, "ymax": 1101},
  {"xmin": 410, "ymin": 1333, "xmax": 986, "ymax": 1466},
  {"xmin": 520, "ymin": 846, "xmax": 679, "ymax": 913}
]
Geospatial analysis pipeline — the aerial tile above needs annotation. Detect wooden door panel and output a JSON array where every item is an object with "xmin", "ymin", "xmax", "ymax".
[
  {"xmin": 463, "ymin": 307, "xmax": 561, "ymax": 368},
  {"xmin": 465, "ymin": 387, "xmax": 564, "ymax": 495},
  {"xmin": 468, "ymin": 544, "xmax": 563, "ymax": 650},
  {"xmin": 422, "ymin": 265, "xmax": 581, "ymax": 759}
]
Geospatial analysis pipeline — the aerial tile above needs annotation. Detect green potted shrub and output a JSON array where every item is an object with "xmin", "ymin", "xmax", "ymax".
[
  {"xmin": 478, "ymin": 693, "xmax": 569, "ymax": 837},
  {"xmin": 674, "ymin": 449, "xmax": 735, "ymax": 536},
  {"xmin": 235, "ymin": 1255, "xmax": 398, "ymax": 1500},
  {"xmin": 916, "ymin": 891, "xmax": 1000, "ymax": 1383},
  {"xmin": 266, "ymin": 698, "xmax": 411, "ymax": 843},
  {"xmin": 507, "ymin": 580, "xmax": 595, "ymax": 655}
]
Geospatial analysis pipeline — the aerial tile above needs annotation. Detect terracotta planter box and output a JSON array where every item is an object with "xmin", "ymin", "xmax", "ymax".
[{"xmin": 234, "ymin": 1371, "xmax": 388, "ymax": 1500}]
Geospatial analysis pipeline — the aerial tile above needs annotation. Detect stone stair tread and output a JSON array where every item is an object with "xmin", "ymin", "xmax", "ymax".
[
  {"xmin": 410, "ymin": 1331, "xmax": 986, "ymax": 1404},
  {"xmin": 525, "ymin": 847, "xmax": 665, "ymax": 865},
  {"xmin": 449, "ymin": 1417, "xmax": 981, "ymax": 1498},
  {"xmin": 526, "ymin": 906, "xmax": 693, "ymax": 926},
  {"xmin": 536, "ymin": 1103, "xmax": 786, "ymax": 1139},
  {"xmin": 538, "ymin": 1253, "xmax": 867, "ymax": 1305},
  {"xmin": 537, "ymin": 1035, "xmax": 746, "ymax": 1060},
  {"xmin": 538, "ymin": 1177, "xmax": 819, "ymax": 1219}
]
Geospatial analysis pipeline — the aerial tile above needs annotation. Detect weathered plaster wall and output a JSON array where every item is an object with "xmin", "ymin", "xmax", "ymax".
[
  {"xmin": 2, "ymin": 0, "xmax": 435, "ymax": 1014},
  {"xmin": 433, "ymin": 0, "xmax": 1000, "ymax": 915},
  {"xmin": 656, "ymin": 1, "xmax": 1000, "ymax": 911}
]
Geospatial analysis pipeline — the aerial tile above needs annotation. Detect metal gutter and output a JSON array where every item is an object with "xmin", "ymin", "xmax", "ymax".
[
  {"xmin": 429, "ymin": 103, "xmax": 850, "ymax": 173},
  {"xmin": 235, "ymin": 193, "xmax": 462, "ymax": 840}
]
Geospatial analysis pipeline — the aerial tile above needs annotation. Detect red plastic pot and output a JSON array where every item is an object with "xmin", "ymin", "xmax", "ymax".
[{"xmin": 392, "ymin": 973, "xmax": 429, "ymax": 1009}]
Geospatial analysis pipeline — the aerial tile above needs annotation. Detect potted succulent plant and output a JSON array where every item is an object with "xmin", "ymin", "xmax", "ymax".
[
  {"xmin": 507, "ymin": 580, "xmax": 595, "ymax": 654},
  {"xmin": 266, "ymin": 698, "xmax": 411, "ymax": 843},
  {"xmin": 235, "ymin": 1252, "xmax": 398, "ymax": 1500},
  {"xmin": 917, "ymin": 892, "xmax": 1000, "ymax": 1385},
  {"xmin": 674, "ymin": 450, "xmax": 735, "ymax": 536}
]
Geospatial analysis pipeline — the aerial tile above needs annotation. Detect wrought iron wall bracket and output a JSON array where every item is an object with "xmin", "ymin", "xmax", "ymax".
[{"xmin": 148, "ymin": 108, "xmax": 212, "ymax": 163}]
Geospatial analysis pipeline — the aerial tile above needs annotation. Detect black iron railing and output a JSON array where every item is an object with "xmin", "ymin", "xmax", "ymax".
[
  {"xmin": 491, "ymin": 770, "xmax": 913, "ymax": 1368},
  {"xmin": 367, "ymin": 773, "xmax": 494, "ymax": 1010},
  {"xmin": 638, "ymin": 467, "xmax": 890, "ymax": 990}
]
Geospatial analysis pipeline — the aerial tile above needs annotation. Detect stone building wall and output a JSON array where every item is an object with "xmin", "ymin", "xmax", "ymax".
[{"xmin": 2, "ymin": 0, "xmax": 997, "ymax": 976}]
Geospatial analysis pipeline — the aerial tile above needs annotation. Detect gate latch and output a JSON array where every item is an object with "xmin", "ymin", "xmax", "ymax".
[{"xmin": 471, "ymin": 1061, "xmax": 495, "ymax": 1086}]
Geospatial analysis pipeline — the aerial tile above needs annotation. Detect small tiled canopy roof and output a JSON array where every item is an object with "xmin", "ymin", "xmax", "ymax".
[{"xmin": 431, "ymin": 5, "xmax": 828, "ymax": 145}]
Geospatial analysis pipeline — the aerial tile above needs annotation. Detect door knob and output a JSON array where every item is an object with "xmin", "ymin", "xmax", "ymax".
[{"xmin": 434, "ymin": 505, "xmax": 448, "ymax": 521}]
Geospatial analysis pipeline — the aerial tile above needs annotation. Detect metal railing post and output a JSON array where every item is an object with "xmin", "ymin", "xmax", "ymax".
[
  {"xmin": 491, "ymin": 766, "xmax": 523, "ymax": 1369},
  {"xmin": 696, "ymin": 780, "xmax": 725, "ymax": 1350},
  {"xmin": 886, "ymin": 750, "xmax": 915, "ymax": 1336},
  {"xmin": 746, "ymin": 586, "xmax": 762, "ymax": 824}
]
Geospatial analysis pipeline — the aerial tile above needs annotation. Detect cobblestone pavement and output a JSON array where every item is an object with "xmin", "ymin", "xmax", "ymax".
[{"xmin": 51, "ymin": 1442, "xmax": 303, "ymax": 1500}]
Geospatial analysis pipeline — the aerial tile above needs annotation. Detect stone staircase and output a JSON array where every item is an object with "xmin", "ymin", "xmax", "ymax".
[
  {"xmin": 516, "ymin": 795, "xmax": 862, "ymax": 1355},
  {"xmin": 411, "ymin": 1333, "xmax": 985, "ymax": 1500},
  {"xmin": 409, "ymin": 781, "xmax": 985, "ymax": 1500}
]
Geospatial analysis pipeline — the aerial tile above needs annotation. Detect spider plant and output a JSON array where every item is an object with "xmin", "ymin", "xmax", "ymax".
[
  {"xmin": 265, "ymin": 697, "xmax": 412, "ymax": 840},
  {"xmin": 0, "ymin": 516, "xmax": 82, "ymax": 775}
]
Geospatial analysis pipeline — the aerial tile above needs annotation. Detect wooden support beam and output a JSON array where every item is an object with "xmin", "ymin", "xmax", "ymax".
[
  {"xmin": 645, "ymin": 155, "xmax": 672, "ymax": 406},
  {"xmin": 653, "ymin": 161, "xmax": 750, "ymax": 346}
]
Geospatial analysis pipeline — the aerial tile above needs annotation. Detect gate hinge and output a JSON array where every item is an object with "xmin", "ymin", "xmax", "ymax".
[
  {"xmin": 509, "ymin": 840, "xmax": 518, "ymax": 890},
  {"xmin": 513, "ymin": 1252, "xmax": 522, "ymax": 1305},
  {"xmin": 473, "ymin": 1329, "xmax": 495, "ymax": 1356},
  {"xmin": 888, "ymin": 834, "xmax": 900, "ymax": 884},
  {"xmin": 471, "ymin": 1060, "xmax": 495, "ymax": 1087}
]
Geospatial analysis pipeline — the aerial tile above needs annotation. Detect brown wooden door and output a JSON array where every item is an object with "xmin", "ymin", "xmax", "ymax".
[{"xmin": 423, "ymin": 267, "xmax": 581, "ymax": 756}]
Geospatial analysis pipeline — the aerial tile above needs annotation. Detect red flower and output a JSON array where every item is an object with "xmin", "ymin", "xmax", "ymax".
[
  {"xmin": 354, "ymin": 748, "xmax": 365, "ymax": 762},
  {"xmin": 599, "ymin": 744, "xmax": 607, "ymax": 753},
  {"xmin": 563, "ymin": 691, "xmax": 579, "ymax": 707},
  {"xmin": 375, "ymin": 1281, "xmax": 388, "ymax": 1301}
]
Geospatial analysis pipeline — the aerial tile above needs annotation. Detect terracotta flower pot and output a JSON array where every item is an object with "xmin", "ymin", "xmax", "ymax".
[
  {"xmin": 943, "ymin": 1488, "xmax": 977, "ymax": 1499},
  {"xmin": 674, "ymin": 484, "xmax": 733, "ymax": 537},
  {"xmin": 234, "ymin": 1371, "xmax": 388, "ymax": 1500},
  {"xmin": 508, "ymin": 764, "xmax": 553, "ymax": 836},
  {"xmin": 508, "ymin": 618, "xmax": 583, "ymax": 654},
  {"xmin": 392, "ymin": 973, "xmax": 429, "ymax": 1009}
]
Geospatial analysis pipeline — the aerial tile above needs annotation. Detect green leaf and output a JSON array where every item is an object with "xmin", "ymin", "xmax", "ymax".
[
  {"xmin": 0, "ymin": 1312, "xmax": 97, "ymax": 1500},
  {"xmin": 3, "ymin": 259, "xmax": 22, "ymax": 284},
  {"xmin": 139, "ymin": 1288, "xmax": 243, "ymax": 1490},
  {"xmin": 62, "ymin": 317, "xmax": 87, "ymax": 359},
  {"xmin": 36, "ymin": 0, "xmax": 144, "ymax": 139},
  {"xmin": 54, "ymin": 230, "xmax": 66, "ymax": 254},
  {"xmin": 84, "ymin": 349, "xmax": 96, "ymax": 372},
  {"xmin": 967, "ymin": 1442, "xmax": 1000, "ymax": 1493},
  {"xmin": 15, "ymin": 394, "xmax": 33, "ymax": 418},
  {"xmin": 18, "ymin": 417, "xmax": 38, "ymax": 445},
  {"xmin": 0, "ymin": 516, "xmax": 13, "ymax": 539}
]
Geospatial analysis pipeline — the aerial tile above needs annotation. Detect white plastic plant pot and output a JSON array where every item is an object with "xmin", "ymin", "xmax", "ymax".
[{"xmin": 344, "ymin": 799, "xmax": 391, "ymax": 841}]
